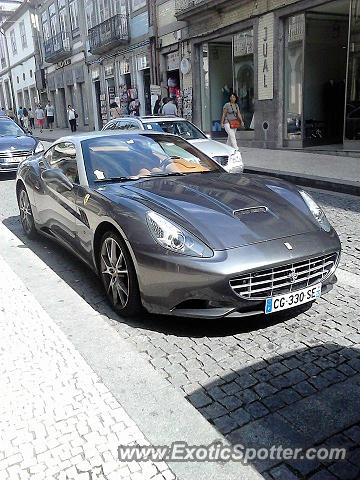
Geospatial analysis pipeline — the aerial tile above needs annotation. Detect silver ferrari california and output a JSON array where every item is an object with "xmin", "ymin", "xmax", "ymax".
[{"xmin": 16, "ymin": 131, "xmax": 341, "ymax": 319}]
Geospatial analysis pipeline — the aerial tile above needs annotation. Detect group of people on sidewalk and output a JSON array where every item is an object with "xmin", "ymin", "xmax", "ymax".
[{"xmin": 0, "ymin": 101, "xmax": 79, "ymax": 133}]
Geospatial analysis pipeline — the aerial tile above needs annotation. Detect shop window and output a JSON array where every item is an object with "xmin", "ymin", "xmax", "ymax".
[
  {"xmin": 233, "ymin": 29, "xmax": 254, "ymax": 130},
  {"xmin": 346, "ymin": 0, "xmax": 360, "ymax": 140},
  {"xmin": 284, "ymin": 14, "xmax": 304, "ymax": 140}
]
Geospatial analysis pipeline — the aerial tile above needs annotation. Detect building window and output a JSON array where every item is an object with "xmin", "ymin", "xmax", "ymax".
[
  {"xmin": 30, "ymin": 69, "xmax": 33, "ymax": 78},
  {"xmin": 284, "ymin": 14, "xmax": 304, "ymax": 140},
  {"xmin": 233, "ymin": 29, "xmax": 254, "ymax": 130},
  {"xmin": 19, "ymin": 21, "xmax": 27, "ymax": 49},
  {"xmin": 23, "ymin": 73, "xmax": 26, "ymax": 80},
  {"xmin": 41, "ymin": 11, "xmax": 50, "ymax": 40},
  {"xmin": 17, "ymin": 76, "xmax": 19, "ymax": 83},
  {"xmin": 69, "ymin": 0, "xmax": 80, "ymax": 35},
  {"xmin": 10, "ymin": 30, "xmax": 17, "ymax": 55},
  {"xmin": 49, "ymin": 3, "xmax": 58, "ymax": 38}
]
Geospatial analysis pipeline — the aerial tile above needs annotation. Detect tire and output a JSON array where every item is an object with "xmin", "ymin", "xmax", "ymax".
[
  {"xmin": 17, "ymin": 185, "xmax": 38, "ymax": 239},
  {"xmin": 98, "ymin": 231, "xmax": 143, "ymax": 317}
]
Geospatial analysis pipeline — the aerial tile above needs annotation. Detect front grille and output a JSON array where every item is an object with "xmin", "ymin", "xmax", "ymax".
[
  {"xmin": 213, "ymin": 155, "xmax": 228, "ymax": 166},
  {"xmin": 230, "ymin": 253, "xmax": 338, "ymax": 300},
  {"xmin": 0, "ymin": 150, "xmax": 31, "ymax": 159}
]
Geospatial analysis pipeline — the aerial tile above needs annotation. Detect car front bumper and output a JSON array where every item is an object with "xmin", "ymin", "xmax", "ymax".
[{"xmin": 136, "ymin": 230, "xmax": 341, "ymax": 318}]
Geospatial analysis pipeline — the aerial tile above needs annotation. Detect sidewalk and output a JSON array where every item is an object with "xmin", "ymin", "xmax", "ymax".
[
  {"xmin": 241, "ymin": 147, "xmax": 360, "ymax": 196},
  {"xmin": 35, "ymin": 127, "xmax": 91, "ymax": 142},
  {"xmin": 0, "ymin": 223, "xmax": 262, "ymax": 480},
  {"xmin": 0, "ymin": 254, "xmax": 175, "ymax": 480}
]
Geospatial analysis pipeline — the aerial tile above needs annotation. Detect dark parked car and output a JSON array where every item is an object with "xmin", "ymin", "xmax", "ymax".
[
  {"xmin": 0, "ymin": 116, "xmax": 44, "ymax": 172},
  {"xmin": 16, "ymin": 131, "xmax": 340, "ymax": 319}
]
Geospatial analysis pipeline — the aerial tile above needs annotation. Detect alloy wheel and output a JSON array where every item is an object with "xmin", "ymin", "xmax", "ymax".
[
  {"xmin": 19, "ymin": 189, "xmax": 33, "ymax": 235},
  {"xmin": 100, "ymin": 237, "xmax": 129, "ymax": 308}
]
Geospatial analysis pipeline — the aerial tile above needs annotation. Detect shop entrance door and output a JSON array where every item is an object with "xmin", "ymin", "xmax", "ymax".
[
  {"xmin": 303, "ymin": 1, "xmax": 349, "ymax": 147},
  {"xmin": 143, "ymin": 69, "xmax": 151, "ymax": 115}
]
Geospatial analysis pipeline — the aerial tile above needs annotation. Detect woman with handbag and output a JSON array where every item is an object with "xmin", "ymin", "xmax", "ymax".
[
  {"xmin": 67, "ymin": 105, "xmax": 77, "ymax": 132},
  {"xmin": 221, "ymin": 93, "xmax": 243, "ymax": 149}
]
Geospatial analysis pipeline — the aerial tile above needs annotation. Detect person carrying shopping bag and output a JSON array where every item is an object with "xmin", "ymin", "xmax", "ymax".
[{"xmin": 221, "ymin": 93, "xmax": 243, "ymax": 150}]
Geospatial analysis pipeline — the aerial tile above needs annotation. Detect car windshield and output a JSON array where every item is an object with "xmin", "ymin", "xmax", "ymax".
[
  {"xmin": 142, "ymin": 120, "xmax": 206, "ymax": 140},
  {"xmin": 82, "ymin": 134, "xmax": 220, "ymax": 184},
  {"xmin": 0, "ymin": 120, "xmax": 25, "ymax": 137}
]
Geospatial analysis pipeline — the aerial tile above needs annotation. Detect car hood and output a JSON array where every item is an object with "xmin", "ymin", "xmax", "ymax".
[
  {"xmin": 0, "ymin": 135, "xmax": 36, "ymax": 153},
  {"xmin": 107, "ymin": 172, "xmax": 321, "ymax": 250},
  {"xmin": 190, "ymin": 138, "xmax": 234, "ymax": 157}
]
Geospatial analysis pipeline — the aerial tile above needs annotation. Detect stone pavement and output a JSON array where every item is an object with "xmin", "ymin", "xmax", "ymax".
[
  {"xmin": 0, "ymin": 255, "xmax": 176, "ymax": 480},
  {"xmin": 2, "ymin": 187, "xmax": 358, "ymax": 479}
]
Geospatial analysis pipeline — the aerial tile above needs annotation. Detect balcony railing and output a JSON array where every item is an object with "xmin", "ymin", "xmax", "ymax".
[
  {"xmin": 44, "ymin": 32, "xmax": 71, "ymax": 63},
  {"xmin": 88, "ymin": 14, "xmax": 128, "ymax": 55},
  {"xmin": 175, "ymin": 0, "xmax": 227, "ymax": 18}
]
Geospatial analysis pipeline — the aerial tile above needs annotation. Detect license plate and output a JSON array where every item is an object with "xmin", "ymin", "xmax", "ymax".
[{"xmin": 265, "ymin": 283, "xmax": 322, "ymax": 314}]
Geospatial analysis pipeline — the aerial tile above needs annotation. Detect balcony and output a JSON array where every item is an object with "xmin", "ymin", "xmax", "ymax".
[
  {"xmin": 175, "ymin": 0, "xmax": 228, "ymax": 19},
  {"xmin": 44, "ymin": 32, "xmax": 71, "ymax": 63},
  {"xmin": 88, "ymin": 14, "xmax": 128, "ymax": 55}
]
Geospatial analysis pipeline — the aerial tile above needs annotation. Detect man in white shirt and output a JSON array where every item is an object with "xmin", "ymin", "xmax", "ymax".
[
  {"xmin": 45, "ymin": 101, "xmax": 55, "ymax": 131},
  {"xmin": 161, "ymin": 98, "xmax": 178, "ymax": 116}
]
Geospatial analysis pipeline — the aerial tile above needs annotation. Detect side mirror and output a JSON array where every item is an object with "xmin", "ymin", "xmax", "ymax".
[
  {"xmin": 206, "ymin": 134, "xmax": 211, "ymax": 139},
  {"xmin": 41, "ymin": 168, "xmax": 73, "ymax": 191}
]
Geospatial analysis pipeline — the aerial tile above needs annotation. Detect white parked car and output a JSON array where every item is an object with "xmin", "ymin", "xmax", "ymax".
[{"xmin": 102, "ymin": 116, "xmax": 244, "ymax": 173}]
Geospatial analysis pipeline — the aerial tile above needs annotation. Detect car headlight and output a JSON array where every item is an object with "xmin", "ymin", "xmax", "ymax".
[
  {"xmin": 146, "ymin": 211, "xmax": 213, "ymax": 257},
  {"xmin": 299, "ymin": 190, "xmax": 331, "ymax": 232},
  {"xmin": 34, "ymin": 141, "xmax": 44, "ymax": 153},
  {"xmin": 227, "ymin": 150, "xmax": 244, "ymax": 173}
]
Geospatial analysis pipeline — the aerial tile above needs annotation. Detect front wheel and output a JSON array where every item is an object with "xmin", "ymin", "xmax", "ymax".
[
  {"xmin": 99, "ymin": 231, "xmax": 143, "ymax": 317},
  {"xmin": 17, "ymin": 186, "xmax": 38, "ymax": 239}
]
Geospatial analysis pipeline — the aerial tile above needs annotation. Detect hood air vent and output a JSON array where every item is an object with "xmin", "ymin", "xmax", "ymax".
[{"xmin": 233, "ymin": 206, "xmax": 268, "ymax": 218}]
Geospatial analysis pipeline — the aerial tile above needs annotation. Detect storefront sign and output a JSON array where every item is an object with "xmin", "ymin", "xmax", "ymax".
[
  {"xmin": 288, "ymin": 15, "xmax": 304, "ymax": 43},
  {"xmin": 119, "ymin": 60, "xmax": 130, "ymax": 75},
  {"xmin": 137, "ymin": 54, "xmax": 149, "ymax": 71},
  {"xmin": 258, "ymin": 13, "xmax": 274, "ymax": 100},
  {"xmin": 233, "ymin": 31, "xmax": 253, "ymax": 57},
  {"xmin": 150, "ymin": 84, "xmax": 161, "ymax": 96},
  {"xmin": 91, "ymin": 68, "xmax": 100, "ymax": 80},
  {"xmin": 166, "ymin": 51, "xmax": 180, "ymax": 71},
  {"xmin": 56, "ymin": 58, "xmax": 71, "ymax": 69}
]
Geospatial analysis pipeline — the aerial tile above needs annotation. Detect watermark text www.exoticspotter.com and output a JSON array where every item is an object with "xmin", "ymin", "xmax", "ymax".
[{"xmin": 118, "ymin": 442, "xmax": 346, "ymax": 464}]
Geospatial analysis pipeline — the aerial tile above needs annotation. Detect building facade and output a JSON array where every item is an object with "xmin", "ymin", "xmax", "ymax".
[
  {"xmin": 2, "ymin": 2, "xmax": 41, "ymax": 113},
  {"xmin": 36, "ymin": 0, "xmax": 91, "ymax": 128},
  {"xmin": 174, "ymin": 0, "xmax": 360, "ymax": 150}
]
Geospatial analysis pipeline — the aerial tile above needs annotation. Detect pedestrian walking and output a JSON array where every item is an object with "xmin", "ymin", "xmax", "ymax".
[
  {"xmin": 67, "ymin": 105, "xmax": 77, "ymax": 132},
  {"xmin": 17, "ymin": 106, "xmax": 24, "ymax": 127},
  {"xmin": 161, "ymin": 97, "xmax": 177, "ymax": 116},
  {"xmin": 6, "ymin": 107, "xmax": 15, "ymax": 120},
  {"xmin": 35, "ymin": 105, "xmax": 45, "ymax": 133},
  {"xmin": 45, "ymin": 101, "xmax": 55, "ymax": 130},
  {"xmin": 22, "ymin": 107, "xmax": 29, "ymax": 131},
  {"xmin": 109, "ymin": 102, "xmax": 121, "ymax": 119},
  {"xmin": 221, "ymin": 93, "xmax": 243, "ymax": 150},
  {"xmin": 153, "ymin": 96, "xmax": 162, "ymax": 115},
  {"xmin": 28, "ymin": 108, "xmax": 35, "ymax": 130}
]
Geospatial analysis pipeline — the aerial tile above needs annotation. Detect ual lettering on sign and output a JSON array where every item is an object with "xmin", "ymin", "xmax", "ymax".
[{"xmin": 263, "ymin": 26, "xmax": 268, "ymax": 88}]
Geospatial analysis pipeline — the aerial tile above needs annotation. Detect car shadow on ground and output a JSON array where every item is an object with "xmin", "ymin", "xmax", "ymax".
[
  {"xmin": 0, "ymin": 172, "xmax": 16, "ymax": 182},
  {"xmin": 187, "ymin": 343, "xmax": 360, "ymax": 479},
  {"xmin": 4, "ymin": 214, "xmax": 313, "ymax": 338}
]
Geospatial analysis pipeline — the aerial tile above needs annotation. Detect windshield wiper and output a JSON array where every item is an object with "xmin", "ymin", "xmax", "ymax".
[{"xmin": 150, "ymin": 172, "xmax": 187, "ymax": 178}]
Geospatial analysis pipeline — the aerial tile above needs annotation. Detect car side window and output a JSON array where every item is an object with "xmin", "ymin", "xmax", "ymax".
[{"xmin": 48, "ymin": 142, "xmax": 79, "ymax": 184}]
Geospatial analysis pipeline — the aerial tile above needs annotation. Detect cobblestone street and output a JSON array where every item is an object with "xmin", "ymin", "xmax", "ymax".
[{"xmin": 1, "ymin": 172, "xmax": 360, "ymax": 479}]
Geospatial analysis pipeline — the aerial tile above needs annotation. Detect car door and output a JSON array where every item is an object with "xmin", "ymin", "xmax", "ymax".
[{"xmin": 37, "ymin": 141, "xmax": 80, "ymax": 251}]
